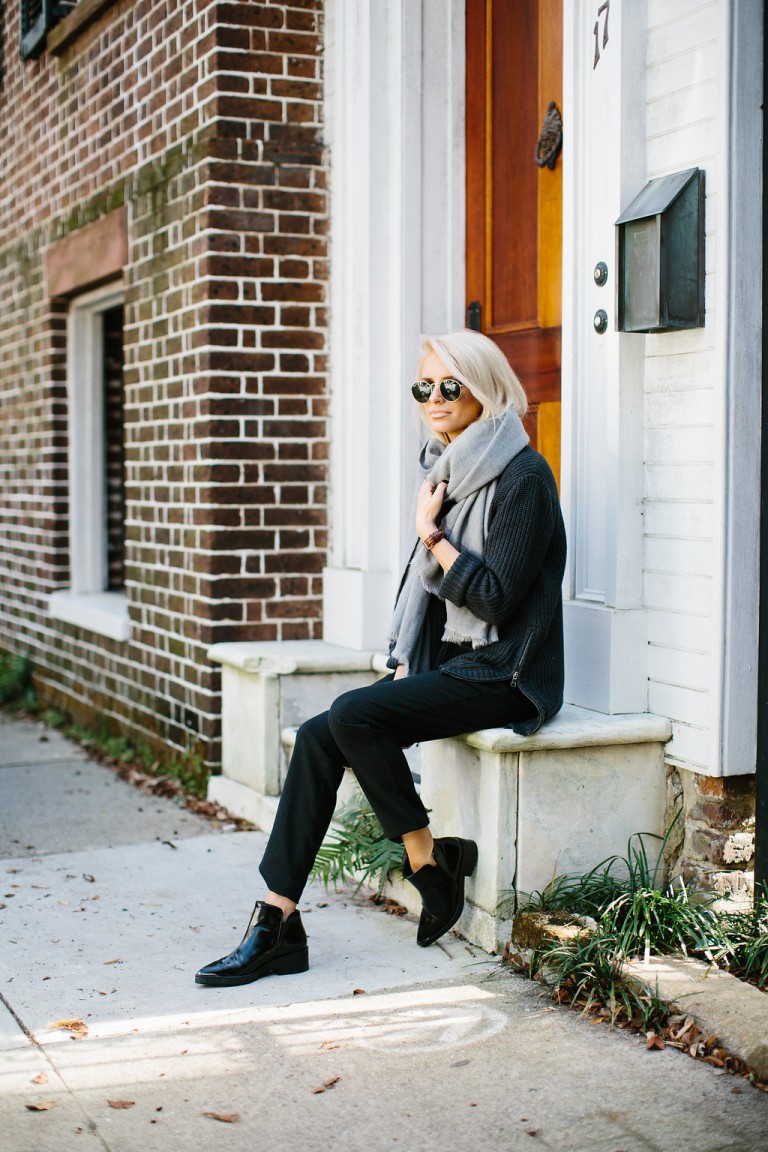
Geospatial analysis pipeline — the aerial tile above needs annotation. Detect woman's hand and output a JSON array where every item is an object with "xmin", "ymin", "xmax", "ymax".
[
  {"xmin": 415, "ymin": 479, "xmax": 447, "ymax": 541},
  {"xmin": 393, "ymin": 664, "xmax": 407, "ymax": 680}
]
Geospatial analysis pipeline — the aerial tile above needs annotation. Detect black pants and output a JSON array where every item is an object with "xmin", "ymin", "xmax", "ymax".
[{"xmin": 259, "ymin": 670, "xmax": 535, "ymax": 902}]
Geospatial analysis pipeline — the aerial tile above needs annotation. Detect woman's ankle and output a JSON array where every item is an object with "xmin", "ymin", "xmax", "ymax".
[
  {"xmin": 402, "ymin": 826, "xmax": 436, "ymax": 872},
  {"xmin": 265, "ymin": 892, "xmax": 297, "ymax": 921}
]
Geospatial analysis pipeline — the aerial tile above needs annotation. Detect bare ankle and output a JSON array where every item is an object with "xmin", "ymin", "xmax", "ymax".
[{"xmin": 265, "ymin": 892, "xmax": 297, "ymax": 921}]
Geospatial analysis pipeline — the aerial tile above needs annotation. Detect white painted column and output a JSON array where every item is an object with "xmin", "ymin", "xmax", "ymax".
[
  {"xmin": 323, "ymin": 0, "xmax": 465, "ymax": 651},
  {"xmin": 560, "ymin": 0, "xmax": 649, "ymax": 713}
]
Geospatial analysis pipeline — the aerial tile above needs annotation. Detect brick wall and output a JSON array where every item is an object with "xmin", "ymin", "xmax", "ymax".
[{"xmin": 0, "ymin": 0, "xmax": 328, "ymax": 765}]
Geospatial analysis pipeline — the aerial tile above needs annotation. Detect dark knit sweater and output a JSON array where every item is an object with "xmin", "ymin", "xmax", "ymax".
[{"xmin": 395, "ymin": 445, "xmax": 566, "ymax": 736}]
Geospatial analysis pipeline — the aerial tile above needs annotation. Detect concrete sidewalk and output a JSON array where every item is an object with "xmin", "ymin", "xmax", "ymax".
[{"xmin": 1, "ymin": 714, "xmax": 767, "ymax": 1152}]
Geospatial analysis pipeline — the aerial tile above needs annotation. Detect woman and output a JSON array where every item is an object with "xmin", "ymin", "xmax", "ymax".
[{"xmin": 196, "ymin": 329, "xmax": 566, "ymax": 987}]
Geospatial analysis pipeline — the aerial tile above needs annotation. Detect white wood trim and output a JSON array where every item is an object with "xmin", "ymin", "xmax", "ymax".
[
  {"xmin": 323, "ymin": 0, "xmax": 466, "ymax": 650},
  {"xmin": 561, "ymin": 0, "xmax": 649, "ymax": 712},
  {"xmin": 719, "ymin": 0, "xmax": 763, "ymax": 776},
  {"xmin": 65, "ymin": 281, "xmax": 124, "ymax": 597}
]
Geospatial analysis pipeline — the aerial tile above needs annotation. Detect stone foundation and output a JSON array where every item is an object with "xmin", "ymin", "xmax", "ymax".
[{"xmin": 668, "ymin": 767, "xmax": 756, "ymax": 906}]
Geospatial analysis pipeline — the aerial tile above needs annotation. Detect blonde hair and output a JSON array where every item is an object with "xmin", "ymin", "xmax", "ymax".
[{"xmin": 416, "ymin": 329, "xmax": 528, "ymax": 443}]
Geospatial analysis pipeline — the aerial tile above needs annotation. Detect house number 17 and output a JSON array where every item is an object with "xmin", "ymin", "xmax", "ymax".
[{"xmin": 593, "ymin": 0, "xmax": 610, "ymax": 69}]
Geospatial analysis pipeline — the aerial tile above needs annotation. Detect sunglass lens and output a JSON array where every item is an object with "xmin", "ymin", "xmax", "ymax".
[
  {"xmin": 411, "ymin": 381, "xmax": 433, "ymax": 403},
  {"xmin": 440, "ymin": 379, "xmax": 462, "ymax": 402}
]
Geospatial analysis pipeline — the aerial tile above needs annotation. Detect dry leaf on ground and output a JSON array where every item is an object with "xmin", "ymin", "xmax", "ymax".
[
  {"xmin": 352, "ymin": 988, "xmax": 366, "ymax": 996},
  {"xmin": 31, "ymin": 1072, "xmax": 49, "ymax": 1085},
  {"xmin": 107, "ymin": 1100, "xmax": 135, "ymax": 1109},
  {"xmin": 25, "ymin": 1101, "xmax": 55, "ymax": 1111},
  {"xmin": 645, "ymin": 1031, "xmax": 665, "ymax": 1051},
  {"xmin": 202, "ymin": 1111, "xmax": 240, "ymax": 1123},
  {"xmin": 323, "ymin": 1076, "xmax": 340, "ymax": 1089},
  {"xmin": 47, "ymin": 1018, "xmax": 88, "ymax": 1039},
  {"xmin": 103, "ymin": 959, "xmax": 122, "ymax": 965}
]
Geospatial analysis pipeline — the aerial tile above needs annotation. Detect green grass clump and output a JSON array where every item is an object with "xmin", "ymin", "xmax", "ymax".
[
  {"xmin": 515, "ymin": 828, "xmax": 768, "ymax": 1032},
  {"xmin": 311, "ymin": 792, "xmax": 405, "ymax": 896},
  {"xmin": 718, "ymin": 884, "xmax": 768, "ymax": 989},
  {"xmin": 0, "ymin": 653, "xmax": 37, "ymax": 710}
]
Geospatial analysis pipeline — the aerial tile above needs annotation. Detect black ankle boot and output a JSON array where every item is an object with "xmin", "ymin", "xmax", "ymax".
[
  {"xmin": 195, "ymin": 901, "xmax": 309, "ymax": 987},
  {"xmin": 402, "ymin": 836, "xmax": 478, "ymax": 947}
]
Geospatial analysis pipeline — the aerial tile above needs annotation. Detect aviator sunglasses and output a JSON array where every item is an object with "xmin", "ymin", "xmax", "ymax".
[{"xmin": 411, "ymin": 378, "xmax": 464, "ymax": 404}]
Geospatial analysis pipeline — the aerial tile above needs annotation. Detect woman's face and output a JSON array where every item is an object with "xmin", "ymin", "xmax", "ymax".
[{"xmin": 416, "ymin": 350, "xmax": 483, "ymax": 442}]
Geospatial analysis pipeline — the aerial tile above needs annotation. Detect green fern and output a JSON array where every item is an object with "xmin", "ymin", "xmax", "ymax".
[{"xmin": 312, "ymin": 792, "xmax": 405, "ymax": 896}]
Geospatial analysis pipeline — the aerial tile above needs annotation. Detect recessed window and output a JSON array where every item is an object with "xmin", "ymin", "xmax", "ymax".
[
  {"xmin": 48, "ymin": 282, "xmax": 129, "ymax": 641},
  {"xmin": 20, "ymin": 1, "xmax": 79, "ymax": 60}
]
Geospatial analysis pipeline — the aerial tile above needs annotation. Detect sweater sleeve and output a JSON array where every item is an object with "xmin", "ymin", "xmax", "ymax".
[{"xmin": 439, "ymin": 471, "xmax": 556, "ymax": 629}]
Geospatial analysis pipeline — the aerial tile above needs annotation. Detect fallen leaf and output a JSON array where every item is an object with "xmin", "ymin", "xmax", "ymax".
[
  {"xmin": 107, "ymin": 1100, "xmax": 135, "ymax": 1109},
  {"xmin": 311, "ymin": 1087, "xmax": 325, "ymax": 1095},
  {"xmin": 352, "ymin": 988, "xmax": 366, "ymax": 996},
  {"xmin": 103, "ymin": 959, "xmax": 122, "ymax": 965},
  {"xmin": 731, "ymin": 1086, "xmax": 743, "ymax": 1095},
  {"xmin": 645, "ymin": 1031, "xmax": 665, "ymax": 1051},
  {"xmin": 32, "ymin": 1072, "xmax": 49, "ymax": 1085},
  {"xmin": 320, "ymin": 1040, "xmax": 340, "ymax": 1051},
  {"xmin": 47, "ymin": 1018, "xmax": 88, "ymax": 1039},
  {"xmin": 26, "ymin": 1101, "xmax": 55, "ymax": 1111},
  {"xmin": 202, "ymin": 1111, "xmax": 240, "ymax": 1123},
  {"xmin": 590, "ymin": 1016, "xmax": 604, "ymax": 1024},
  {"xmin": 524, "ymin": 1129, "xmax": 541, "ymax": 1137},
  {"xmin": 323, "ymin": 1076, "xmax": 340, "ymax": 1089},
  {"xmin": 83, "ymin": 874, "xmax": 96, "ymax": 883}
]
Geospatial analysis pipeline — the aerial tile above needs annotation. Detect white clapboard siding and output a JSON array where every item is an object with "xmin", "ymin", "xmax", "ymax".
[
  {"xmin": 647, "ymin": 643, "xmax": 712, "ymax": 693},
  {"xmin": 646, "ymin": 34, "xmax": 718, "ymax": 94},
  {"xmin": 644, "ymin": 535, "xmax": 713, "ymax": 576},
  {"xmin": 646, "ymin": 3, "xmax": 720, "ymax": 68},
  {"xmin": 647, "ymin": 79, "xmax": 718, "ymax": 140},
  {"xmin": 645, "ymin": 426, "xmax": 715, "ymax": 464},
  {"xmin": 645, "ymin": 463, "xmax": 714, "ymax": 502},
  {"xmin": 644, "ymin": 384, "xmax": 718, "ymax": 426},
  {"xmin": 665, "ymin": 721, "xmax": 711, "ymax": 771},
  {"xmin": 642, "ymin": 0, "xmax": 726, "ymax": 777},
  {"xmin": 647, "ymin": 608, "xmax": 711, "ymax": 653},
  {"xmin": 648, "ymin": 121, "xmax": 718, "ymax": 174},
  {"xmin": 644, "ymin": 352, "xmax": 716, "ymax": 397},
  {"xmin": 643, "ymin": 500, "xmax": 713, "ymax": 539},
  {"xmin": 644, "ymin": 571, "xmax": 713, "ymax": 617},
  {"xmin": 649, "ymin": 679, "xmax": 711, "ymax": 728}
]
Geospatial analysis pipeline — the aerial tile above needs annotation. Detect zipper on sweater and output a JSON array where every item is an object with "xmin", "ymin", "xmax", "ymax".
[{"xmin": 510, "ymin": 630, "xmax": 536, "ymax": 688}]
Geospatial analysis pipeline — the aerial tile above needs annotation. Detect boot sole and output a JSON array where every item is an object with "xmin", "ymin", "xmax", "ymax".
[
  {"xmin": 195, "ymin": 947, "xmax": 309, "ymax": 987},
  {"xmin": 417, "ymin": 838, "xmax": 478, "ymax": 948}
]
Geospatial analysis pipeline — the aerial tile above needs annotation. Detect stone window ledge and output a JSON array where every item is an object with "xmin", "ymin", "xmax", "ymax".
[
  {"xmin": 208, "ymin": 640, "xmax": 383, "ymax": 677},
  {"xmin": 48, "ymin": 0, "xmax": 121, "ymax": 57},
  {"xmin": 48, "ymin": 591, "xmax": 130, "ymax": 642}
]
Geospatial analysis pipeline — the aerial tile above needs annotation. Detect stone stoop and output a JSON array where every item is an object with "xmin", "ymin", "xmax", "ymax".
[
  {"xmin": 207, "ymin": 641, "xmax": 672, "ymax": 956},
  {"xmin": 416, "ymin": 708, "xmax": 672, "ymax": 953},
  {"xmin": 207, "ymin": 641, "xmax": 388, "ymax": 828}
]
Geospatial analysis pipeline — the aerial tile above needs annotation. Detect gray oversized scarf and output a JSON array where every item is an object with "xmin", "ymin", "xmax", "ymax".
[{"xmin": 389, "ymin": 409, "xmax": 529, "ymax": 675}]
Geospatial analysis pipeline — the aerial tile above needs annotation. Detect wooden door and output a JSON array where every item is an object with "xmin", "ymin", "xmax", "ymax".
[{"xmin": 466, "ymin": 0, "xmax": 563, "ymax": 486}]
